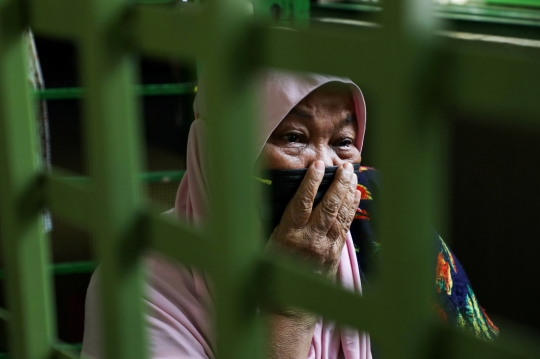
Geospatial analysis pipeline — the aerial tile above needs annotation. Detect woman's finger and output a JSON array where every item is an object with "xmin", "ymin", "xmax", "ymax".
[
  {"xmin": 309, "ymin": 162, "xmax": 354, "ymax": 235},
  {"xmin": 327, "ymin": 173, "xmax": 358, "ymax": 242},
  {"xmin": 282, "ymin": 160, "xmax": 325, "ymax": 229},
  {"xmin": 345, "ymin": 174, "xmax": 361, "ymax": 227}
]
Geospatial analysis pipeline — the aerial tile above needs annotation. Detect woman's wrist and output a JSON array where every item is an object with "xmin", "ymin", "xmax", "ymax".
[
  {"xmin": 268, "ymin": 307, "xmax": 317, "ymax": 328},
  {"xmin": 267, "ymin": 311, "xmax": 318, "ymax": 359}
]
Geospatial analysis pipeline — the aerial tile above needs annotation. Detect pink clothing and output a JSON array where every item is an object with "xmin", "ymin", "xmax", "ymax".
[{"xmin": 82, "ymin": 71, "xmax": 371, "ymax": 359}]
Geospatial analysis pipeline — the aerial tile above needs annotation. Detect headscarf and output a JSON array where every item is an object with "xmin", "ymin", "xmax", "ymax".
[
  {"xmin": 175, "ymin": 70, "xmax": 371, "ymax": 359},
  {"xmin": 81, "ymin": 71, "xmax": 372, "ymax": 359}
]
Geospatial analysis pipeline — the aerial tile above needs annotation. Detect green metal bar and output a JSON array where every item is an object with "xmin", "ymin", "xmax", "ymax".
[
  {"xmin": 261, "ymin": 25, "xmax": 379, "ymax": 83},
  {"xmin": 44, "ymin": 171, "xmax": 185, "ymax": 227},
  {"xmin": 54, "ymin": 343, "xmax": 82, "ymax": 353},
  {"xmin": 263, "ymin": 257, "xmax": 381, "ymax": 335},
  {"xmin": 48, "ymin": 261, "xmax": 96, "ymax": 275},
  {"xmin": 139, "ymin": 170, "xmax": 185, "ymax": 183},
  {"xmin": 0, "ymin": 2, "xmax": 57, "ymax": 358},
  {"xmin": 371, "ymin": 0, "xmax": 439, "ymax": 358},
  {"xmin": 146, "ymin": 211, "xmax": 209, "ymax": 268},
  {"xmin": 135, "ymin": 5, "xmax": 203, "ymax": 61},
  {"xmin": 44, "ymin": 175, "xmax": 91, "ymax": 228},
  {"xmin": 27, "ymin": 0, "xmax": 82, "ymax": 40},
  {"xmin": 35, "ymin": 83, "xmax": 196, "ymax": 101},
  {"xmin": 137, "ymin": 0, "xmax": 175, "ymax": 3},
  {"xmin": 263, "ymin": 25, "xmax": 540, "ymax": 121},
  {"xmin": 439, "ymin": 4, "xmax": 540, "ymax": 25},
  {"xmin": 312, "ymin": 2, "xmax": 540, "ymax": 27},
  {"xmin": 311, "ymin": 3, "xmax": 540, "ymax": 41},
  {"xmin": 0, "ymin": 349, "xmax": 77, "ymax": 359},
  {"xmin": 488, "ymin": 0, "xmax": 540, "ymax": 7},
  {"xmin": 447, "ymin": 325, "xmax": 540, "ymax": 359},
  {"xmin": 452, "ymin": 47, "xmax": 540, "ymax": 123},
  {"xmin": 79, "ymin": 0, "xmax": 148, "ymax": 358},
  {"xmin": 0, "ymin": 262, "xmax": 97, "ymax": 281},
  {"xmin": 50, "ymin": 347, "xmax": 78, "ymax": 359},
  {"xmin": 203, "ymin": 1, "xmax": 265, "ymax": 359},
  {"xmin": 59, "ymin": 170, "xmax": 185, "ymax": 184}
]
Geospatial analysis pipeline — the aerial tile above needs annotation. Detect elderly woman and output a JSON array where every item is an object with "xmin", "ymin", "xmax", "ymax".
[{"xmin": 82, "ymin": 71, "xmax": 498, "ymax": 359}]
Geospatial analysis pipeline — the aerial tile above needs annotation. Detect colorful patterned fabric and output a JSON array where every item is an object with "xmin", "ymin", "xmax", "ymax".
[{"xmin": 351, "ymin": 167, "xmax": 499, "ymax": 341}]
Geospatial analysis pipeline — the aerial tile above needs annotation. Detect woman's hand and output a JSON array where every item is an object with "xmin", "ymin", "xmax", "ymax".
[
  {"xmin": 265, "ymin": 160, "xmax": 360, "ymax": 359},
  {"xmin": 266, "ymin": 160, "xmax": 361, "ymax": 278}
]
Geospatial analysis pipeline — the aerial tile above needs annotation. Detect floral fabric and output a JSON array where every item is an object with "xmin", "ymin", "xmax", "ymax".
[{"xmin": 351, "ymin": 167, "xmax": 499, "ymax": 341}]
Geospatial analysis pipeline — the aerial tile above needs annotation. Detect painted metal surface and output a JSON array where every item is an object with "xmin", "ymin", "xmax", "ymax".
[
  {"xmin": 35, "ymin": 83, "xmax": 196, "ymax": 100},
  {"xmin": 0, "ymin": 1, "xmax": 57, "ymax": 358},
  {"xmin": 0, "ymin": 1, "xmax": 539, "ymax": 359}
]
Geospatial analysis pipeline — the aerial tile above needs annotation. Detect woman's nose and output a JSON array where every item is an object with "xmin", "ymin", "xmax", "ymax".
[{"xmin": 311, "ymin": 147, "xmax": 340, "ymax": 168}]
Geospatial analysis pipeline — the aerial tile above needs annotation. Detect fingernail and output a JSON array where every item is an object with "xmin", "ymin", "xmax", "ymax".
[
  {"xmin": 355, "ymin": 190, "xmax": 361, "ymax": 202},
  {"xmin": 343, "ymin": 162, "xmax": 353, "ymax": 173},
  {"xmin": 314, "ymin": 161, "xmax": 324, "ymax": 172}
]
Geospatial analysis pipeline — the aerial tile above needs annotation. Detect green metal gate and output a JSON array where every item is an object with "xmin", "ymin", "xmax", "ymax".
[{"xmin": 1, "ymin": 0, "xmax": 540, "ymax": 359}]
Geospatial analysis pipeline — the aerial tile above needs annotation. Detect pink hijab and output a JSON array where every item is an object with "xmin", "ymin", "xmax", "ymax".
[
  {"xmin": 81, "ymin": 71, "xmax": 372, "ymax": 359},
  {"xmin": 175, "ymin": 70, "xmax": 372, "ymax": 359}
]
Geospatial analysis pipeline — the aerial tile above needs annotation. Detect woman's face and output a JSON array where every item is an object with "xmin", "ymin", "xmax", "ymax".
[{"xmin": 259, "ymin": 84, "xmax": 361, "ymax": 170}]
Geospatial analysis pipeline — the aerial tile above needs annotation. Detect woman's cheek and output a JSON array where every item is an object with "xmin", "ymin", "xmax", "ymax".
[
  {"xmin": 260, "ymin": 144, "xmax": 306, "ymax": 170},
  {"xmin": 335, "ymin": 150, "xmax": 361, "ymax": 165}
]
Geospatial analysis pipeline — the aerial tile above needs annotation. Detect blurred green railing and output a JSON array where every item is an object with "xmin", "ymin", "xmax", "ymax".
[
  {"xmin": 1, "ymin": 1, "xmax": 540, "ymax": 359},
  {"xmin": 35, "ymin": 83, "xmax": 196, "ymax": 100}
]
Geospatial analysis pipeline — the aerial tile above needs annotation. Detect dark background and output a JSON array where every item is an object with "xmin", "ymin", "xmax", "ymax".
[{"xmin": 2, "ymin": 32, "xmax": 540, "ymax": 348}]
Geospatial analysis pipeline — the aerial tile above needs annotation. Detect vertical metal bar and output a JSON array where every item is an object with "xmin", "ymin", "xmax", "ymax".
[
  {"xmin": 0, "ymin": 1, "xmax": 56, "ymax": 358},
  {"xmin": 78, "ymin": 1, "xmax": 147, "ymax": 358},
  {"xmin": 202, "ymin": 0, "xmax": 265, "ymax": 358},
  {"xmin": 372, "ymin": 0, "xmax": 441, "ymax": 357}
]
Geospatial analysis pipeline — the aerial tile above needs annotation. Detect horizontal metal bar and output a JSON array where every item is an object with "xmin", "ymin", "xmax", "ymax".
[
  {"xmin": 261, "ymin": 25, "xmax": 380, "ymax": 84},
  {"xmin": 262, "ymin": 256, "xmax": 382, "ymax": 336},
  {"xmin": 51, "ymin": 346, "xmax": 79, "ymax": 359},
  {"xmin": 445, "ymin": 324, "xmax": 540, "ymax": 359},
  {"xmin": 0, "ymin": 343, "xmax": 82, "ymax": 359},
  {"xmin": 54, "ymin": 343, "xmax": 82, "ymax": 353},
  {"xmin": 61, "ymin": 171, "xmax": 185, "ymax": 184},
  {"xmin": 145, "ymin": 210, "xmax": 210, "ymax": 269},
  {"xmin": 0, "ymin": 262, "xmax": 97, "ymax": 281},
  {"xmin": 134, "ymin": 5, "xmax": 203, "ymax": 60},
  {"xmin": 312, "ymin": 3, "xmax": 540, "ymax": 26},
  {"xmin": 35, "ymin": 83, "xmax": 196, "ymax": 101},
  {"xmin": 43, "ymin": 175, "xmax": 90, "ymax": 228},
  {"xmin": 48, "ymin": 261, "xmax": 96, "ymax": 276},
  {"xmin": 28, "ymin": 0, "xmax": 84, "ymax": 40},
  {"xmin": 263, "ymin": 24, "xmax": 540, "ymax": 120},
  {"xmin": 487, "ymin": 0, "xmax": 540, "ymax": 8},
  {"xmin": 451, "ymin": 45, "xmax": 540, "ymax": 124},
  {"xmin": 138, "ymin": 0, "xmax": 175, "ymax": 3},
  {"xmin": 139, "ymin": 170, "xmax": 185, "ymax": 183},
  {"xmin": 312, "ymin": 3, "xmax": 540, "ymax": 41}
]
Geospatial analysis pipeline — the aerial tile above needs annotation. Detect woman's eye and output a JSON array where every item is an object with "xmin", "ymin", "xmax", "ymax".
[
  {"xmin": 337, "ymin": 139, "xmax": 353, "ymax": 147},
  {"xmin": 284, "ymin": 134, "xmax": 301, "ymax": 143}
]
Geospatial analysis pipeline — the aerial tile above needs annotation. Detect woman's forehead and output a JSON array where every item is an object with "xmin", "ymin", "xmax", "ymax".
[{"xmin": 293, "ymin": 83, "xmax": 355, "ymax": 113}]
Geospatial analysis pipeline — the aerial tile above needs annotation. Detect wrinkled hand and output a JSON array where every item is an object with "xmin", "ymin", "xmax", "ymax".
[{"xmin": 267, "ymin": 161, "xmax": 361, "ymax": 278}]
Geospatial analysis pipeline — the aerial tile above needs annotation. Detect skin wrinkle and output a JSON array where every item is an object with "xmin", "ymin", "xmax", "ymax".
[
  {"xmin": 261, "ymin": 84, "xmax": 364, "ymax": 359},
  {"xmin": 259, "ymin": 84, "xmax": 360, "ymax": 170}
]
